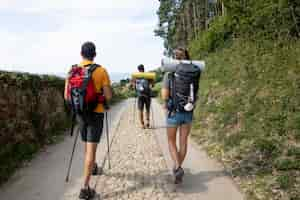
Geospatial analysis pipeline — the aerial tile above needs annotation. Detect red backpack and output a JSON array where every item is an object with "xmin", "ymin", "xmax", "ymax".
[{"xmin": 66, "ymin": 64, "xmax": 105, "ymax": 118}]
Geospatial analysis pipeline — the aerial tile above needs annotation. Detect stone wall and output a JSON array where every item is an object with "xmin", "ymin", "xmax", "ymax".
[{"xmin": 0, "ymin": 71, "xmax": 69, "ymax": 184}]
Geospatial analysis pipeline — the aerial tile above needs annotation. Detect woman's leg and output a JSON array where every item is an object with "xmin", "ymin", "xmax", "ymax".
[
  {"xmin": 84, "ymin": 142, "xmax": 87, "ymax": 154},
  {"xmin": 178, "ymin": 123, "xmax": 191, "ymax": 166},
  {"xmin": 83, "ymin": 142, "xmax": 98, "ymax": 187},
  {"xmin": 167, "ymin": 126, "xmax": 180, "ymax": 169}
]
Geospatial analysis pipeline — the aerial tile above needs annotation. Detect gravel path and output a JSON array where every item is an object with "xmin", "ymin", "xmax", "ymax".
[
  {"xmin": 1, "ymin": 99, "xmax": 244, "ymax": 200},
  {"xmin": 93, "ymin": 101, "xmax": 178, "ymax": 200}
]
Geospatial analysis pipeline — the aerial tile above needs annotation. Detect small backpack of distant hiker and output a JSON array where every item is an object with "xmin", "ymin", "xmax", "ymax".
[
  {"xmin": 168, "ymin": 63, "xmax": 201, "ymax": 112},
  {"xmin": 135, "ymin": 78, "xmax": 151, "ymax": 97},
  {"xmin": 66, "ymin": 64, "xmax": 105, "ymax": 119}
]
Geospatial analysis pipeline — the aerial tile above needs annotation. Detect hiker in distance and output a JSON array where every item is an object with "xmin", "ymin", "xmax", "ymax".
[
  {"xmin": 64, "ymin": 41, "xmax": 112, "ymax": 199},
  {"xmin": 132, "ymin": 64, "xmax": 153, "ymax": 129},
  {"xmin": 161, "ymin": 47, "xmax": 202, "ymax": 184}
]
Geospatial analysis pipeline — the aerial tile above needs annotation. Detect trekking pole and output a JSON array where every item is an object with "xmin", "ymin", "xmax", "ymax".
[
  {"xmin": 109, "ymin": 108, "xmax": 112, "ymax": 127},
  {"xmin": 65, "ymin": 119, "xmax": 79, "ymax": 182},
  {"xmin": 133, "ymin": 97, "xmax": 137, "ymax": 123},
  {"xmin": 105, "ymin": 111, "xmax": 111, "ymax": 169},
  {"xmin": 151, "ymin": 103, "xmax": 155, "ymax": 129},
  {"xmin": 70, "ymin": 112, "xmax": 75, "ymax": 136}
]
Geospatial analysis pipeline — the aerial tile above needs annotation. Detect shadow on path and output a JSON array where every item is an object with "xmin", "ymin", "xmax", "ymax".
[{"xmin": 95, "ymin": 169, "xmax": 226, "ymax": 199}]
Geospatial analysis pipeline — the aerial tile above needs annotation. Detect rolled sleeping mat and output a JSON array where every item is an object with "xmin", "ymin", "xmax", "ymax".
[
  {"xmin": 131, "ymin": 72, "xmax": 156, "ymax": 80},
  {"xmin": 161, "ymin": 58, "xmax": 205, "ymax": 72}
]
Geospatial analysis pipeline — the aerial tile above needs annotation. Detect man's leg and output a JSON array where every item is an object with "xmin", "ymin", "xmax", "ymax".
[
  {"xmin": 83, "ymin": 142, "xmax": 98, "ymax": 187},
  {"xmin": 79, "ymin": 113, "xmax": 103, "ymax": 199},
  {"xmin": 83, "ymin": 143, "xmax": 98, "ymax": 175},
  {"xmin": 178, "ymin": 124, "xmax": 191, "ymax": 166},
  {"xmin": 145, "ymin": 110, "xmax": 150, "ymax": 127},
  {"xmin": 145, "ymin": 97, "xmax": 151, "ymax": 128},
  {"xmin": 137, "ymin": 97, "xmax": 145, "ymax": 128},
  {"xmin": 139, "ymin": 110, "xmax": 144, "ymax": 127}
]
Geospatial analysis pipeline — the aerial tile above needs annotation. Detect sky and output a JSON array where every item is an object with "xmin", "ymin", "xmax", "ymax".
[{"xmin": 0, "ymin": 0, "xmax": 164, "ymax": 75}]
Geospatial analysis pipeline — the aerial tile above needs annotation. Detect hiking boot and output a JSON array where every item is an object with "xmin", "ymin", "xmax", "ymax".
[
  {"xmin": 172, "ymin": 166, "xmax": 177, "ymax": 174},
  {"xmin": 92, "ymin": 163, "xmax": 98, "ymax": 176},
  {"xmin": 79, "ymin": 187, "xmax": 96, "ymax": 199},
  {"xmin": 146, "ymin": 121, "xmax": 150, "ymax": 129},
  {"xmin": 174, "ymin": 167, "xmax": 184, "ymax": 184}
]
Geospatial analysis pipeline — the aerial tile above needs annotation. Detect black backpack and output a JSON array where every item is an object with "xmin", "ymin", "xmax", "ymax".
[
  {"xmin": 136, "ymin": 78, "xmax": 151, "ymax": 97},
  {"xmin": 168, "ymin": 63, "xmax": 201, "ymax": 112}
]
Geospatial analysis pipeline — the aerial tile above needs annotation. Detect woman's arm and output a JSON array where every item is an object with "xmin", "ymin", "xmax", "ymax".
[
  {"xmin": 161, "ymin": 73, "xmax": 170, "ymax": 100},
  {"xmin": 161, "ymin": 88, "xmax": 169, "ymax": 100},
  {"xmin": 161, "ymin": 73, "xmax": 171, "ymax": 110}
]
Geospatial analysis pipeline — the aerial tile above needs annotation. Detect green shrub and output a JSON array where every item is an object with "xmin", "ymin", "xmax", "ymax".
[
  {"xmin": 277, "ymin": 173, "xmax": 296, "ymax": 190},
  {"xmin": 254, "ymin": 138, "xmax": 281, "ymax": 157},
  {"xmin": 152, "ymin": 82, "xmax": 162, "ymax": 98},
  {"xmin": 224, "ymin": 0, "xmax": 300, "ymax": 39},
  {"xmin": 189, "ymin": 16, "xmax": 233, "ymax": 58},
  {"xmin": 275, "ymin": 159, "xmax": 300, "ymax": 171},
  {"xmin": 287, "ymin": 146, "xmax": 300, "ymax": 158},
  {"xmin": 0, "ymin": 142, "xmax": 39, "ymax": 183}
]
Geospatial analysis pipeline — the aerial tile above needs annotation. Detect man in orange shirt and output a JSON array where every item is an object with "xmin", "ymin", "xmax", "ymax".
[{"xmin": 64, "ymin": 42, "xmax": 112, "ymax": 199}]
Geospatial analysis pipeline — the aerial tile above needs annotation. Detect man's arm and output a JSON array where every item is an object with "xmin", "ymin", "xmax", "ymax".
[
  {"xmin": 64, "ymin": 79, "xmax": 68, "ymax": 100},
  {"xmin": 130, "ymin": 78, "xmax": 136, "ymax": 89},
  {"xmin": 150, "ymin": 80, "xmax": 155, "ymax": 88},
  {"xmin": 103, "ymin": 85, "xmax": 112, "ymax": 101},
  {"xmin": 101, "ymin": 68, "xmax": 112, "ymax": 101}
]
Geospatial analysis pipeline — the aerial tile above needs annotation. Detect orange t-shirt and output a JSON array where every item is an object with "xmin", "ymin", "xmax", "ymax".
[{"xmin": 78, "ymin": 60, "xmax": 111, "ymax": 113}]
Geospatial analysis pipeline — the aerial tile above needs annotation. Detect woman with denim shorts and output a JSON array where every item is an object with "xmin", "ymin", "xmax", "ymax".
[{"xmin": 161, "ymin": 47, "xmax": 193, "ymax": 184}]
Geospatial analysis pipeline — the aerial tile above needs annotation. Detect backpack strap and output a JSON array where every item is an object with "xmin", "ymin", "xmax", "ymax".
[
  {"xmin": 168, "ymin": 73, "xmax": 174, "ymax": 98},
  {"xmin": 168, "ymin": 72, "xmax": 177, "ymax": 113},
  {"xmin": 86, "ymin": 64, "xmax": 101, "ymax": 74},
  {"xmin": 80, "ymin": 64, "xmax": 101, "ymax": 92},
  {"xmin": 137, "ymin": 78, "xmax": 151, "ymax": 97}
]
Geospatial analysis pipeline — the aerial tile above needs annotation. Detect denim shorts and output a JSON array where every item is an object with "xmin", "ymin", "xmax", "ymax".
[{"xmin": 166, "ymin": 111, "xmax": 193, "ymax": 127}]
